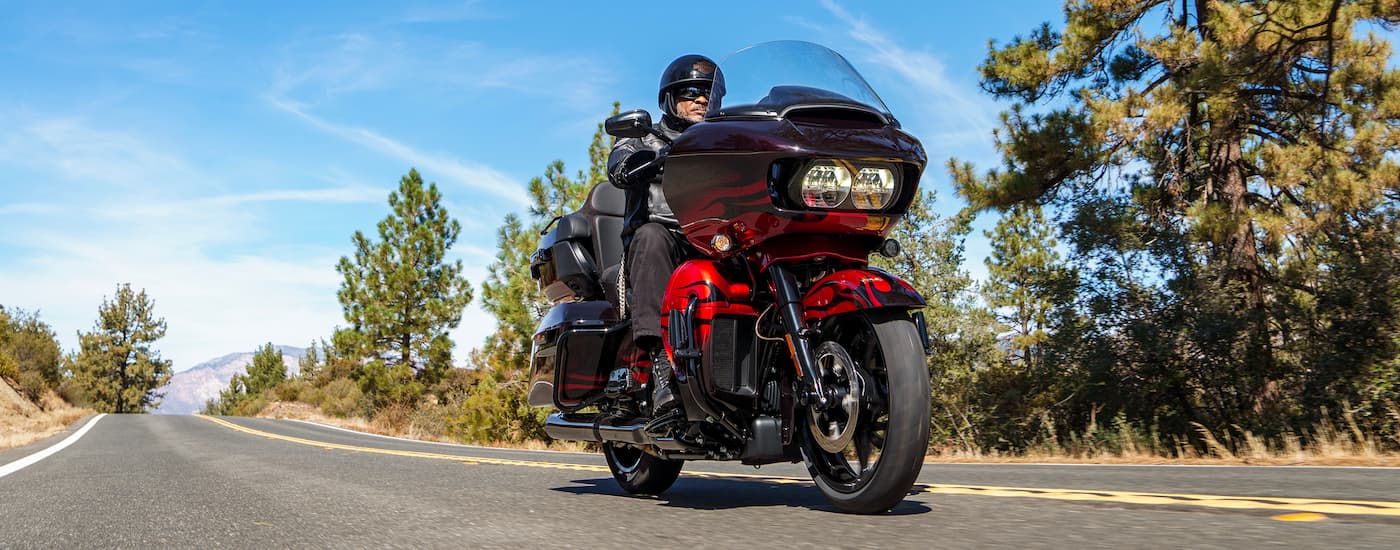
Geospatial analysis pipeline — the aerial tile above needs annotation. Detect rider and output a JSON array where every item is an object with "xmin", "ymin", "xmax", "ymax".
[{"xmin": 607, "ymin": 54, "xmax": 716, "ymax": 415}]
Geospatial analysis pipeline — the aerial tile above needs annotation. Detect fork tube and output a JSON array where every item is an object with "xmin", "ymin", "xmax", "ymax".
[{"xmin": 768, "ymin": 264, "xmax": 827, "ymax": 407}]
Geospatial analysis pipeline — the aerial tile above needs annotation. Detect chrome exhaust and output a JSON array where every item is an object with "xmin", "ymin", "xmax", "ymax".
[{"xmin": 544, "ymin": 413, "xmax": 689, "ymax": 451}]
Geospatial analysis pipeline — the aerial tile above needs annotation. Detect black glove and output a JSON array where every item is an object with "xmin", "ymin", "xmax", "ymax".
[{"xmin": 610, "ymin": 149, "xmax": 660, "ymax": 188}]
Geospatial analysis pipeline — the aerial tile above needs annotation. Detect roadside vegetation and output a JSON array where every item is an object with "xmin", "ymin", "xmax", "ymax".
[
  {"xmin": 0, "ymin": 307, "xmax": 91, "ymax": 450},
  {"xmin": 208, "ymin": 1, "xmax": 1400, "ymax": 464},
  {"xmin": 3, "ymin": 282, "xmax": 180, "ymax": 448}
]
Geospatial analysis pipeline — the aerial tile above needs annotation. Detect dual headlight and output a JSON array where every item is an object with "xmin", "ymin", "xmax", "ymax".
[{"xmin": 794, "ymin": 160, "xmax": 899, "ymax": 210}]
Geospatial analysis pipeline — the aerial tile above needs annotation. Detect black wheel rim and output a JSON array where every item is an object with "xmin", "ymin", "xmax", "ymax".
[{"xmin": 803, "ymin": 325, "xmax": 891, "ymax": 494}]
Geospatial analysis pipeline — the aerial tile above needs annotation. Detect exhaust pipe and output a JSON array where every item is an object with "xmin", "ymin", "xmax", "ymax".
[{"xmin": 545, "ymin": 413, "xmax": 689, "ymax": 450}]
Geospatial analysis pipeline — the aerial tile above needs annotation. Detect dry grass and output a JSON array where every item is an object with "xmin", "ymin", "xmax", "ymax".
[
  {"xmin": 926, "ymin": 417, "xmax": 1400, "ymax": 467},
  {"xmin": 0, "ymin": 382, "xmax": 94, "ymax": 450}
]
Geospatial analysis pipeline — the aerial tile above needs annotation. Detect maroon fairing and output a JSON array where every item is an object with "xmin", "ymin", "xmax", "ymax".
[{"xmin": 662, "ymin": 118, "xmax": 926, "ymax": 263}]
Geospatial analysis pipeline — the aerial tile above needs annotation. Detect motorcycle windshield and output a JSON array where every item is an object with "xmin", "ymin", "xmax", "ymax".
[{"xmin": 710, "ymin": 41, "xmax": 892, "ymax": 120}]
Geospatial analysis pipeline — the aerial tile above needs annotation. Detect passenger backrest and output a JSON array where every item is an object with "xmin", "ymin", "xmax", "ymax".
[{"xmin": 587, "ymin": 183, "xmax": 626, "ymax": 273}]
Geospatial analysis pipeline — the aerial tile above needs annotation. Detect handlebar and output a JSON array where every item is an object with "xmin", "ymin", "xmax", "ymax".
[{"xmin": 623, "ymin": 146, "xmax": 670, "ymax": 182}]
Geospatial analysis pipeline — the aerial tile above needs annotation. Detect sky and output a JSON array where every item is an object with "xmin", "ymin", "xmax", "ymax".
[{"xmin": 0, "ymin": 0, "xmax": 1068, "ymax": 371}]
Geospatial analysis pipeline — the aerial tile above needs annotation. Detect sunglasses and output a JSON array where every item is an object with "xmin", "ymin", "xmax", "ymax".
[{"xmin": 674, "ymin": 86, "xmax": 711, "ymax": 101}]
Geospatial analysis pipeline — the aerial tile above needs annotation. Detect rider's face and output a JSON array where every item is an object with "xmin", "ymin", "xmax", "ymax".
[{"xmin": 674, "ymin": 93, "xmax": 709, "ymax": 124}]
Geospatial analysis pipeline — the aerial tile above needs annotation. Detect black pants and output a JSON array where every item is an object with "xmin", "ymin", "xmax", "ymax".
[{"xmin": 627, "ymin": 223, "xmax": 688, "ymax": 344}]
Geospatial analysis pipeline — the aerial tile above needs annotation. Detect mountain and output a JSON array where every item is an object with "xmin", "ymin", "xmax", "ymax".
[{"xmin": 154, "ymin": 346, "xmax": 304, "ymax": 415}]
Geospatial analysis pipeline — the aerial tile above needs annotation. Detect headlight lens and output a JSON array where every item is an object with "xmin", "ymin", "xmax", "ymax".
[
  {"xmin": 798, "ymin": 161, "xmax": 850, "ymax": 209},
  {"xmin": 851, "ymin": 166, "xmax": 897, "ymax": 210}
]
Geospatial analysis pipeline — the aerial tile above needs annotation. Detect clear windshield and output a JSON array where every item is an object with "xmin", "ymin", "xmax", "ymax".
[{"xmin": 711, "ymin": 41, "xmax": 891, "ymax": 119}]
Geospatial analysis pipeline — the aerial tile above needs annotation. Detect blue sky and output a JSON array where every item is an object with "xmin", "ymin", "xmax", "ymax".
[{"xmin": 0, "ymin": 0, "xmax": 1066, "ymax": 370}]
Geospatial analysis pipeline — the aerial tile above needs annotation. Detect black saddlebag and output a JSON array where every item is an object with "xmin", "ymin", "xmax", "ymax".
[{"xmin": 527, "ymin": 301, "xmax": 628, "ymax": 410}]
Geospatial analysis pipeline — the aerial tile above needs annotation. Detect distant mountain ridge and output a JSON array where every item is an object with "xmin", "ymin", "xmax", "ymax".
[{"xmin": 155, "ymin": 346, "xmax": 304, "ymax": 415}]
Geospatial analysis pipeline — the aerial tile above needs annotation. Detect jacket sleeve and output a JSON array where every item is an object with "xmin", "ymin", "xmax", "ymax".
[{"xmin": 607, "ymin": 137, "xmax": 658, "ymax": 190}]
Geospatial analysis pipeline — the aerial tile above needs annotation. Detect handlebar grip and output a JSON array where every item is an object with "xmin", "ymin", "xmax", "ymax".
[{"xmin": 623, "ymin": 153, "xmax": 666, "ymax": 182}]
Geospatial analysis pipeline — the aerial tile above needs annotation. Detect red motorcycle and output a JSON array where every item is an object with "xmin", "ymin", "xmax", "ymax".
[{"xmin": 529, "ymin": 41, "xmax": 930, "ymax": 514}]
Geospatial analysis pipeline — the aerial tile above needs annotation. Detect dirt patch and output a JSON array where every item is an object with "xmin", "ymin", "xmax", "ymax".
[
  {"xmin": 0, "ymin": 377, "xmax": 93, "ymax": 450},
  {"xmin": 0, "ymin": 375, "xmax": 40, "ymax": 417}
]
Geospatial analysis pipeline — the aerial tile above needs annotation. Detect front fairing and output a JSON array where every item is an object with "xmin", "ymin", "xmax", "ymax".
[
  {"xmin": 659, "ymin": 41, "xmax": 927, "ymax": 259},
  {"xmin": 663, "ymin": 117, "xmax": 925, "ymax": 258}
]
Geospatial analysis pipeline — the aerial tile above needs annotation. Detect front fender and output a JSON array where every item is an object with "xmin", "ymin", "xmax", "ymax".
[{"xmin": 801, "ymin": 267, "xmax": 924, "ymax": 323}]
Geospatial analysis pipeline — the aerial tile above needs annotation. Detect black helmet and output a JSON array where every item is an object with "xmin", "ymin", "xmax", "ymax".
[{"xmin": 657, "ymin": 54, "xmax": 717, "ymax": 120}]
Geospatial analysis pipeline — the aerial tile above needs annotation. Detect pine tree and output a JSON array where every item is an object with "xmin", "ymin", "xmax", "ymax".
[
  {"xmin": 983, "ymin": 203, "xmax": 1070, "ymax": 367},
  {"xmin": 951, "ymin": 0, "xmax": 1400, "ymax": 436},
  {"xmin": 244, "ymin": 343, "xmax": 287, "ymax": 396},
  {"xmin": 204, "ymin": 375, "xmax": 245, "ymax": 416},
  {"xmin": 69, "ymin": 284, "xmax": 173, "ymax": 413},
  {"xmin": 337, "ymin": 169, "xmax": 473, "ymax": 390},
  {"xmin": 298, "ymin": 340, "xmax": 321, "ymax": 381}
]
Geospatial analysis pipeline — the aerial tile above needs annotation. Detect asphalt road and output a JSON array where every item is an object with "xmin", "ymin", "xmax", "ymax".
[{"xmin": 2, "ymin": 414, "xmax": 1399, "ymax": 549}]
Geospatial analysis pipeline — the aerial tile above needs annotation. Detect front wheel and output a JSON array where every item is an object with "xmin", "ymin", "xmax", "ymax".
[
  {"xmin": 602, "ymin": 442, "xmax": 683, "ymax": 495},
  {"xmin": 801, "ymin": 313, "xmax": 930, "ymax": 514}
]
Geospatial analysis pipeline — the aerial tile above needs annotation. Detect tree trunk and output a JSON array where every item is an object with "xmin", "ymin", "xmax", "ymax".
[{"xmin": 1207, "ymin": 110, "xmax": 1275, "ymax": 419}]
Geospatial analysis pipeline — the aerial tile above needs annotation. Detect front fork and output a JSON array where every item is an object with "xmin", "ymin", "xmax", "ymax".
[{"xmin": 769, "ymin": 264, "xmax": 830, "ymax": 409}]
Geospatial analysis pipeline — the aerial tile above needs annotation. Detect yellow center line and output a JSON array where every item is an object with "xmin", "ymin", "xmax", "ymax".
[{"xmin": 196, "ymin": 415, "xmax": 1400, "ymax": 517}]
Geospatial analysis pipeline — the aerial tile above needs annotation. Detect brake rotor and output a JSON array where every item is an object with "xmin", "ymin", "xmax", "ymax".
[{"xmin": 807, "ymin": 342, "xmax": 865, "ymax": 454}]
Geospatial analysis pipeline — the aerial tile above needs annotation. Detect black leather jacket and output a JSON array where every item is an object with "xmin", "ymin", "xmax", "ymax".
[{"xmin": 607, "ymin": 116, "xmax": 686, "ymax": 241}]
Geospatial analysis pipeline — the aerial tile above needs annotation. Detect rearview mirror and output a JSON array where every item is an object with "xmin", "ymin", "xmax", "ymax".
[{"xmin": 605, "ymin": 109, "xmax": 653, "ymax": 139}]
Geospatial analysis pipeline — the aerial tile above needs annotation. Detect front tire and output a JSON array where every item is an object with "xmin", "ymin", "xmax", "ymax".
[
  {"xmin": 603, "ymin": 442, "xmax": 683, "ymax": 495},
  {"xmin": 801, "ymin": 313, "xmax": 930, "ymax": 514}
]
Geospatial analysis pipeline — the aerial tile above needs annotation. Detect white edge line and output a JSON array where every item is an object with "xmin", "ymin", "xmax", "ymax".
[
  {"xmin": 0, "ymin": 414, "xmax": 106, "ymax": 479},
  {"xmin": 280, "ymin": 419, "xmax": 598, "ymax": 456}
]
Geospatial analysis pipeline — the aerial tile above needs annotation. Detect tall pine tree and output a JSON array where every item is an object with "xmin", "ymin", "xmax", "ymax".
[
  {"xmin": 337, "ymin": 169, "xmax": 473, "ymax": 392},
  {"xmin": 952, "ymin": 0, "xmax": 1400, "ymax": 436},
  {"xmin": 70, "ymin": 284, "xmax": 172, "ymax": 413}
]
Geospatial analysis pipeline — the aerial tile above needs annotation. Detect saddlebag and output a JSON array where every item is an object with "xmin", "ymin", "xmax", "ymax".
[{"xmin": 528, "ymin": 301, "xmax": 626, "ymax": 410}]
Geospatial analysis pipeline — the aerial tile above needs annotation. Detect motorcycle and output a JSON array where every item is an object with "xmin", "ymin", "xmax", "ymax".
[{"xmin": 528, "ymin": 40, "xmax": 931, "ymax": 514}]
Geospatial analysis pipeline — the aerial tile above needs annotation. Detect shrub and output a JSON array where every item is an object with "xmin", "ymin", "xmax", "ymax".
[
  {"xmin": 18, "ymin": 371, "xmax": 47, "ymax": 404},
  {"xmin": 319, "ymin": 378, "xmax": 362, "ymax": 417},
  {"xmin": 371, "ymin": 402, "xmax": 411, "ymax": 432},
  {"xmin": 0, "ymin": 354, "xmax": 18, "ymax": 384},
  {"xmin": 273, "ymin": 379, "xmax": 305, "ymax": 402},
  {"xmin": 408, "ymin": 402, "xmax": 450, "ymax": 439},
  {"xmin": 233, "ymin": 396, "xmax": 269, "ymax": 417}
]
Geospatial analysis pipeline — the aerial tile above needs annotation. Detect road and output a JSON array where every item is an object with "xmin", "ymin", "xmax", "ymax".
[{"xmin": 1, "ymin": 414, "xmax": 1398, "ymax": 548}]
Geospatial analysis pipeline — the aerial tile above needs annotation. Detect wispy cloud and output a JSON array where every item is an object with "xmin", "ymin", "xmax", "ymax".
[
  {"xmin": 819, "ymin": 0, "xmax": 999, "ymax": 141},
  {"xmin": 269, "ymin": 32, "xmax": 609, "ymax": 104},
  {"xmin": 267, "ymin": 97, "xmax": 529, "ymax": 206},
  {"xmin": 0, "ymin": 202, "xmax": 64, "ymax": 216},
  {"xmin": 0, "ymin": 116, "xmax": 207, "ymax": 191},
  {"xmin": 205, "ymin": 187, "xmax": 387, "ymax": 206}
]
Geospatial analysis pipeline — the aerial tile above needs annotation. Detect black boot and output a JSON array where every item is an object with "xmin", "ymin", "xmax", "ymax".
[{"xmin": 647, "ymin": 346, "xmax": 679, "ymax": 414}]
